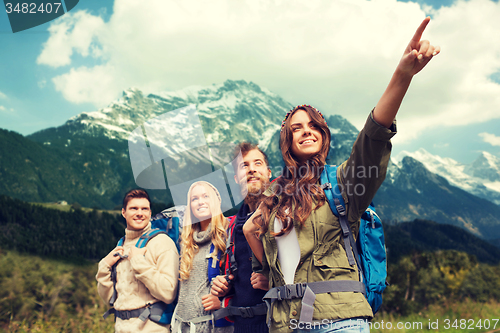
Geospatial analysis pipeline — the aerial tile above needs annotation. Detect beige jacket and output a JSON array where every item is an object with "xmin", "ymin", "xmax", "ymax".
[{"xmin": 96, "ymin": 223, "xmax": 179, "ymax": 333}]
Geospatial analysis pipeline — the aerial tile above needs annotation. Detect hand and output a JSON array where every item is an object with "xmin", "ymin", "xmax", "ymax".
[
  {"xmin": 202, "ymin": 293, "xmax": 221, "ymax": 311},
  {"xmin": 242, "ymin": 202, "xmax": 263, "ymax": 238},
  {"xmin": 211, "ymin": 274, "xmax": 233, "ymax": 297},
  {"xmin": 250, "ymin": 272, "xmax": 269, "ymax": 291},
  {"xmin": 129, "ymin": 246, "xmax": 147, "ymax": 260},
  {"xmin": 103, "ymin": 246, "xmax": 125, "ymax": 266},
  {"xmin": 397, "ymin": 17, "xmax": 441, "ymax": 77}
]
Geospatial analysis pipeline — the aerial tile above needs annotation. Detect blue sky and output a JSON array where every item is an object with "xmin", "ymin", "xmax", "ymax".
[{"xmin": 1, "ymin": 0, "xmax": 500, "ymax": 165}]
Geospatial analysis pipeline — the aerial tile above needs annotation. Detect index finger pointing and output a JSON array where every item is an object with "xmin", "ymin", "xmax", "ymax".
[{"xmin": 412, "ymin": 16, "xmax": 431, "ymax": 42}]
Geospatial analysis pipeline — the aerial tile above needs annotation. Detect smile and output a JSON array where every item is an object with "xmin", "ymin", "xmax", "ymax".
[
  {"xmin": 247, "ymin": 176, "xmax": 260, "ymax": 183},
  {"xmin": 299, "ymin": 139, "xmax": 316, "ymax": 145}
]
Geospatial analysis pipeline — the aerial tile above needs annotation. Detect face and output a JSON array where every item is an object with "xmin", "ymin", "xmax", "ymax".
[
  {"xmin": 234, "ymin": 148, "xmax": 272, "ymax": 197},
  {"xmin": 190, "ymin": 185, "xmax": 212, "ymax": 222},
  {"xmin": 289, "ymin": 110, "xmax": 323, "ymax": 163},
  {"xmin": 122, "ymin": 197, "xmax": 151, "ymax": 231}
]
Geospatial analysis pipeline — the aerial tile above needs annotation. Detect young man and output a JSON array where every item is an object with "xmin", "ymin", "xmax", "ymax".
[
  {"xmin": 211, "ymin": 142, "xmax": 271, "ymax": 333},
  {"xmin": 96, "ymin": 189, "xmax": 179, "ymax": 333}
]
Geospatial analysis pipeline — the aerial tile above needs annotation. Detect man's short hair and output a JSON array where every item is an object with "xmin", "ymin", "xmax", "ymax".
[
  {"xmin": 232, "ymin": 142, "xmax": 270, "ymax": 170},
  {"xmin": 122, "ymin": 188, "xmax": 151, "ymax": 209}
]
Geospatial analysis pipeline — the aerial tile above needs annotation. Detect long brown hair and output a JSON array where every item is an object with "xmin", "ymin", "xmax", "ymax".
[
  {"xmin": 179, "ymin": 181, "xmax": 228, "ymax": 280},
  {"xmin": 259, "ymin": 105, "xmax": 331, "ymax": 236}
]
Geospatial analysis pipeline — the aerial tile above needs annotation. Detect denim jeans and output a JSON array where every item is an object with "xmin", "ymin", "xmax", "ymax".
[{"xmin": 294, "ymin": 318, "xmax": 370, "ymax": 333}]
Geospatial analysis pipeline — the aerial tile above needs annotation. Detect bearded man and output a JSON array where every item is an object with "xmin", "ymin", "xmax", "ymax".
[{"xmin": 210, "ymin": 142, "xmax": 272, "ymax": 333}]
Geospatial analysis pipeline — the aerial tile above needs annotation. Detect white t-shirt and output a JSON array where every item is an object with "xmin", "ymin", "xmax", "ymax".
[{"xmin": 274, "ymin": 217, "xmax": 300, "ymax": 284}]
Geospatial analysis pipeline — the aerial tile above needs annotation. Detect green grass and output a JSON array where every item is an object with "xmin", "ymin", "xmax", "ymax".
[
  {"xmin": 372, "ymin": 300, "xmax": 500, "ymax": 332},
  {"xmin": 0, "ymin": 250, "xmax": 115, "ymax": 333},
  {"xmin": 3, "ymin": 308, "xmax": 115, "ymax": 333},
  {"xmin": 1, "ymin": 250, "xmax": 499, "ymax": 333}
]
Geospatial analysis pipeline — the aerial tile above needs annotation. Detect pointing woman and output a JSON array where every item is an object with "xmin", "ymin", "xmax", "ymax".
[{"xmin": 244, "ymin": 17, "xmax": 440, "ymax": 333}]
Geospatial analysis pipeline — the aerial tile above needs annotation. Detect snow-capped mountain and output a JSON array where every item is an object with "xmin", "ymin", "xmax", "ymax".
[
  {"xmin": 25, "ymin": 80, "xmax": 358, "ymax": 206},
  {"xmin": 31, "ymin": 80, "xmax": 358, "ymax": 172},
  {"xmin": 53, "ymin": 80, "xmax": 289, "ymax": 148},
  {"xmin": 393, "ymin": 149, "xmax": 500, "ymax": 205},
  {"xmin": 9, "ymin": 79, "xmax": 500, "ymax": 239},
  {"xmin": 376, "ymin": 155, "xmax": 500, "ymax": 239}
]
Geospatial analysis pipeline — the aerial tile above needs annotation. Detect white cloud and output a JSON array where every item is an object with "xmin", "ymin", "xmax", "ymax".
[
  {"xmin": 37, "ymin": 10, "xmax": 105, "ymax": 68},
  {"xmin": 52, "ymin": 65, "xmax": 120, "ymax": 106},
  {"xmin": 0, "ymin": 105, "xmax": 14, "ymax": 113},
  {"xmin": 37, "ymin": 0, "xmax": 500, "ymax": 143},
  {"xmin": 0, "ymin": 91, "xmax": 7, "ymax": 99},
  {"xmin": 479, "ymin": 132, "xmax": 500, "ymax": 147}
]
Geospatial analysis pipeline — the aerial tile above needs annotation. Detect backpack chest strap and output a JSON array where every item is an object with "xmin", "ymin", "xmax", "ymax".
[
  {"xmin": 103, "ymin": 302, "xmax": 166, "ymax": 321},
  {"xmin": 262, "ymin": 280, "xmax": 366, "ymax": 326},
  {"xmin": 213, "ymin": 303, "xmax": 267, "ymax": 320}
]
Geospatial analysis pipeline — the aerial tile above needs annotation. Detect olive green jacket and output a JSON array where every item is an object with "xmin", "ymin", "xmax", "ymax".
[{"xmin": 258, "ymin": 111, "xmax": 396, "ymax": 333}]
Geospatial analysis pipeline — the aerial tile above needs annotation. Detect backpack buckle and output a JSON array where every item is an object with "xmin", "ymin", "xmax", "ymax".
[
  {"xmin": 120, "ymin": 310, "xmax": 131, "ymax": 320},
  {"xmin": 239, "ymin": 307, "xmax": 254, "ymax": 318},
  {"xmin": 335, "ymin": 204, "xmax": 346, "ymax": 216},
  {"xmin": 321, "ymin": 183, "xmax": 332, "ymax": 190},
  {"xmin": 295, "ymin": 283, "xmax": 307, "ymax": 298},
  {"xmin": 277, "ymin": 287, "xmax": 283, "ymax": 301},
  {"xmin": 113, "ymin": 252, "xmax": 128, "ymax": 259}
]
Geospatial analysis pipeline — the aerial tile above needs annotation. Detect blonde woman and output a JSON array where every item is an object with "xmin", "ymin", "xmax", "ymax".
[{"xmin": 173, "ymin": 181, "xmax": 233, "ymax": 333}]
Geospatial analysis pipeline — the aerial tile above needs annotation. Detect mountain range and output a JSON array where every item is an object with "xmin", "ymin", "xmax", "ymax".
[
  {"xmin": 394, "ymin": 149, "xmax": 500, "ymax": 205},
  {"xmin": 1, "ymin": 79, "xmax": 500, "ymax": 240}
]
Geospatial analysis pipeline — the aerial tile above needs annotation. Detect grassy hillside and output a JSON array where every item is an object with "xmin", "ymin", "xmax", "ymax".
[{"xmin": 0, "ymin": 250, "xmax": 113, "ymax": 332}]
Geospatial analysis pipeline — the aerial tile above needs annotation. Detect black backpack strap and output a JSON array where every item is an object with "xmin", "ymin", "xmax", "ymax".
[
  {"xmin": 334, "ymin": 197, "xmax": 362, "ymax": 274},
  {"xmin": 213, "ymin": 303, "xmax": 267, "ymax": 320},
  {"xmin": 104, "ymin": 302, "xmax": 166, "ymax": 321}
]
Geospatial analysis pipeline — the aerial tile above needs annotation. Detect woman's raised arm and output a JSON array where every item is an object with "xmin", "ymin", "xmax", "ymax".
[{"xmin": 373, "ymin": 17, "xmax": 440, "ymax": 128}]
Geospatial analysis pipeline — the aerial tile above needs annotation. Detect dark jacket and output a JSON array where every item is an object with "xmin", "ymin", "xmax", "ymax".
[{"xmin": 230, "ymin": 203, "xmax": 269, "ymax": 333}]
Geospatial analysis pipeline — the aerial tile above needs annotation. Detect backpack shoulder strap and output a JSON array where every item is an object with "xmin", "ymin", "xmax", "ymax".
[
  {"xmin": 135, "ymin": 228, "xmax": 168, "ymax": 248},
  {"xmin": 108, "ymin": 230, "xmax": 167, "ymax": 307},
  {"xmin": 319, "ymin": 165, "xmax": 345, "ymax": 216},
  {"xmin": 109, "ymin": 236, "xmax": 126, "ymax": 306},
  {"xmin": 224, "ymin": 216, "xmax": 238, "ymax": 277},
  {"xmin": 116, "ymin": 236, "xmax": 125, "ymax": 247},
  {"xmin": 226, "ymin": 216, "xmax": 237, "ymax": 250},
  {"xmin": 320, "ymin": 165, "xmax": 359, "ymax": 268}
]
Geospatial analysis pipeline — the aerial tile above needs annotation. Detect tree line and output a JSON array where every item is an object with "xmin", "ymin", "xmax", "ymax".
[{"xmin": 0, "ymin": 195, "xmax": 125, "ymax": 261}]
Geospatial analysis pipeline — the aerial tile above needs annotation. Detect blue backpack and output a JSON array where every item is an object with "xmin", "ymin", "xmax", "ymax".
[
  {"xmin": 103, "ymin": 206, "xmax": 183, "ymax": 324},
  {"xmin": 150, "ymin": 206, "xmax": 184, "ymax": 253},
  {"xmin": 320, "ymin": 165, "xmax": 387, "ymax": 313}
]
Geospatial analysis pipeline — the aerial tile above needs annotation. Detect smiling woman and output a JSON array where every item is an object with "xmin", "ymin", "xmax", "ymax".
[
  {"xmin": 173, "ymin": 181, "xmax": 233, "ymax": 333},
  {"xmin": 243, "ymin": 17, "xmax": 440, "ymax": 333}
]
